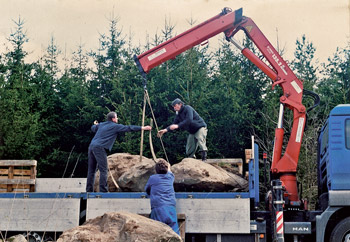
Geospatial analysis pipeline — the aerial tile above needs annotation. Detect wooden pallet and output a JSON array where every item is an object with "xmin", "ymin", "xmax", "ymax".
[
  {"xmin": 245, "ymin": 149, "xmax": 252, "ymax": 179},
  {"xmin": 0, "ymin": 160, "xmax": 37, "ymax": 192}
]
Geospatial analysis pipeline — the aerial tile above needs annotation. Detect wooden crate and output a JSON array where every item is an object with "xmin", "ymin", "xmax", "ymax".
[
  {"xmin": 245, "ymin": 149, "xmax": 252, "ymax": 179},
  {"xmin": 0, "ymin": 160, "xmax": 37, "ymax": 192},
  {"xmin": 245, "ymin": 149, "xmax": 252, "ymax": 163}
]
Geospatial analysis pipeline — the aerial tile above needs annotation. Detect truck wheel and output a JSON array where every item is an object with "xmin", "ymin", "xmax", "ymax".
[
  {"xmin": 330, "ymin": 217, "xmax": 350, "ymax": 242},
  {"xmin": 23, "ymin": 232, "xmax": 41, "ymax": 242}
]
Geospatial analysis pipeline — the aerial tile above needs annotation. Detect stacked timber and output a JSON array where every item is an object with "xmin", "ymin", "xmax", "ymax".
[{"xmin": 0, "ymin": 160, "xmax": 36, "ymax": 192}]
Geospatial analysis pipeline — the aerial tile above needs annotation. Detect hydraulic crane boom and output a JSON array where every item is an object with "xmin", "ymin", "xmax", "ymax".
[{"xmin": 134, "ymin": 7, "xmax": 306, "ymax": 205}]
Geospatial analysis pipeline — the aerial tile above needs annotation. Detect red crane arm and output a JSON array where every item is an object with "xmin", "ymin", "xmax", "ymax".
[
  {"xmin": 135, "ymin": 8, "xmax": 242, "ymax": 73},
  {"xmin": 134, "ymin": 8, "xmax": 306, "ymax": 204}
]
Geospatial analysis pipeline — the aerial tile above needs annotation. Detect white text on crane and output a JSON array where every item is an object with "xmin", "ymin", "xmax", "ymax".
[
  {"xmin": 267, "ymin": 46, "xmax": 288, "ymax": 75},
  {"xmin": 148, "ymin": 48, "xmax": 167, "ymax": 61}
]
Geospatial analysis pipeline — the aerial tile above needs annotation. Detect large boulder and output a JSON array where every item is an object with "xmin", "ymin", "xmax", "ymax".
[
  {"xmin": 93, "ymin": 153, "xmax": 248, "ymax": 193},
  {"xmin": 57, "ymin": 212, "xmax": 182, "ymax": 242},
  {"xmin": 172, "ymin": 158, "xmax": 248, "ymax": 192},
  {"xmin": 118, "ymin": 157, "xmax": 156, "ymax": 191},
  {"xmin": 5, "ymin": 234, "xmax": 27, "ymax": 242},
  {"xmin": 94, "ymin": 153, "xmax": 151, "ymax": 192}
]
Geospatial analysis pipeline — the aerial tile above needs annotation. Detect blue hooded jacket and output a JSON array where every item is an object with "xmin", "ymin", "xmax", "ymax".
[{"xmin": 90, "ymin": 121, "xmax": 141, "ymax": 151}]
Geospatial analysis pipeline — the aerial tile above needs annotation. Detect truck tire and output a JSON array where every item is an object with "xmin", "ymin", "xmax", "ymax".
[
  {"xmin": 23, "ymin": 232, "xmax": 42, "ymax": 242},
  {"xmin": 330, "ymin": 217, "xmax": 350, "ymax": 242}
]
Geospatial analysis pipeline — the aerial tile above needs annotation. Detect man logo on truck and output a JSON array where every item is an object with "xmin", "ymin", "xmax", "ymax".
[{"xmin": 292, "ymin": 227, "xmax": 309, "ymax": 232}]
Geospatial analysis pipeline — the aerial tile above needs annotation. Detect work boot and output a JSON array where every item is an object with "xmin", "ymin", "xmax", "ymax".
[{"xmin": 201, "ymin": 150, "xmax": 207, "ymax": 162}]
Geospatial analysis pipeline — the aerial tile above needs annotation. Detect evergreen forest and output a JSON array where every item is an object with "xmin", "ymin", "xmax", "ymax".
[{"xmin": 0, "ymin": 16, "xmax": 349, "ymax": 207}]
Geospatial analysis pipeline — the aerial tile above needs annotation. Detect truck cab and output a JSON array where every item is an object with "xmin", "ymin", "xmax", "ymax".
[
  {"xmin": 317, "ymin": 104, "xmax": 350, "ymax": 242},
  {"xmin": 318, "ymin": 104, "xmax": 350, "ymax": 193}
]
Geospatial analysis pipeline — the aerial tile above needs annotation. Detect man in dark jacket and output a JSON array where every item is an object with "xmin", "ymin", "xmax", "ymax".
[
  {"xmin": 158, "ymin": 98, "xmax": 208, "ymax": 161},
  {"xmin": 86, "ymin": 111, "xmax": 152, "ymax": 192}
]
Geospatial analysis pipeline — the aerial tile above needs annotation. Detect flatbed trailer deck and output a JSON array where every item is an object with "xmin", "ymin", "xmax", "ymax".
[{"xmin": 0, "ymin": 145, "xmax": 262, "ymax": 241}]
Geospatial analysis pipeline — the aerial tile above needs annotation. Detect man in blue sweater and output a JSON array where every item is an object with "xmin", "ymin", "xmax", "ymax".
[
  {"xmin": 145, "ymin": 159, "xmax": 179, "ymax": 234},
  {"xmin": 157, "ymin": 98, "xmax": 208, "ymax": 161},
  {"xmin": 86, "ymin": 111, "xmax": 152, "ymax": 192}
]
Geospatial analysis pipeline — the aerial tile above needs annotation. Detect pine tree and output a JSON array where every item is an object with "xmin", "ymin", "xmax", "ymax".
[
  {"xmin": 291, "ymin": 35, "xmax": 320, "ymax": 208},
  {"xmin": 0, "ymin": 17, "xmax": 41, "ymax": 159},
  {"xmin": 319, "ymin": 45, "xmax": 350, "ymax": 113},
  {"xmin": 209, "ymin": 37, "xmax": 269, "ymax": 159},
  {"xmin": 88, "ymin": 15, "xmax": 146, "ymax": 157}
]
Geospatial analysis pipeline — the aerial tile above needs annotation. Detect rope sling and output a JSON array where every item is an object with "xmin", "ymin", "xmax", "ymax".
[
  {"xmin": 139, "ymin": 89, "xmax": 170, "ymax": 164},
  {"xmin": 110, "ymin": 88, "xmax": 170, "ymax": 191}
]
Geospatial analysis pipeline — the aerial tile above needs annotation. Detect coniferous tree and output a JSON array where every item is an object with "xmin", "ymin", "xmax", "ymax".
[
  {"xmin": 0, "ymin": 12, "xmax": 348, "ymax": 181},
  {"xmin": 141, "ymin": 19, "xmax": 188, "ymax": 163},
  {"xmin": 88, "ymin": 15, "xmax": 146, "ymax": 157},
  {"xmin": 210, "ymin": 37, "xmax": 269, "ymax": 159},
  {"xmin": 0, "ymin": 17, "xmax": 41, "ymax": 159},
  {"xmin": 319, "ymin": 45, "xmax": 350, "ymax": 113},
  {"xmin": 50, "ymin": 42, "xmax": 92, "ymax": 178},
  {"xmin": 141, "ymin": 18, "xmax": 214, "ymax": 163},
  {"xmin": 209, "ymin": 41, "xmax": 246, "ymax": 158},
  {"xmin": 291, "ymin": 35, "xmax": 320, "ymax": 208},
  {"xmin": 29, "ymin": 36, "xmax": 63, "ymax": 176}
]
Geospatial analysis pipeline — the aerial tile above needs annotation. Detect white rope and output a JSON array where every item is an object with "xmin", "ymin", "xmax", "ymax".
[{"xmin": 144, "ymin": 90, "xmax": 170, "ymax": 164}]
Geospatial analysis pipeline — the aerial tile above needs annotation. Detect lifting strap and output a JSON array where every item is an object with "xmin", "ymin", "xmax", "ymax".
[
  {"xmin": 149, "ymin": 118, "xmax": 157, "ymax": 161},
  {"xmin": 139, "ymin": 93, "xmax": 147, "ymax": 162},
  {"xmin": 109, "ymin": 166, "xmax": 120, "ymax": 191},
  {"xmin": 139, "ymin": 89, "xmax": 170, "ymax": 164}
]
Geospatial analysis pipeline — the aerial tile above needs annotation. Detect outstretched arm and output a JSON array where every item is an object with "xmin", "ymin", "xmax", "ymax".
[{"xmin": 142, "ymin": 125, "xmax": 152, "ymax": 131}]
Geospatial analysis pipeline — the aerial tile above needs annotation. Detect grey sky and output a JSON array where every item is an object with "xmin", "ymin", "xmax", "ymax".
[{"xmin": 0, "ymin": 0, "xmax": 349, "ymax": 66}]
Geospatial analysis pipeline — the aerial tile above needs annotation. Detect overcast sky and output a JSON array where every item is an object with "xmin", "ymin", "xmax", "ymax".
[{"xmin": 0, "ymin": 0, "xmax": 349, "ymax": 66}]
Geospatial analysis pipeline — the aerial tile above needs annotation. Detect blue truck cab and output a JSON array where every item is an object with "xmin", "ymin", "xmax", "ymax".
[
  {"xmin": 317, "ymin": 104, "xmax": 350, "ymax": 242},
  {"xmin": 318, "ymin": 104, "xmax": 350, "ymax": 192}
]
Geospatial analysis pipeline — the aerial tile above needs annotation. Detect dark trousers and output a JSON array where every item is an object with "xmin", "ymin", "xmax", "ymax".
[{"xmin": 86, "ymin": 145, "xmax": 108, "ymax": 192}]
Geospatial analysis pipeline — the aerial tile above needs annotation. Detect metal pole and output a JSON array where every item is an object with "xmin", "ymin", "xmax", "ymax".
[
  {"xmin": 272, "ymin": 103, "xmax": 285, "ymax": 165},
  {"xmin": 251, "ymin": 135, "xmax": 255, "ymax": 160},
  {"xmin": 273, "ymin": 179, "xmax": 285, "ymax": 242},
  {"xmin": 277, "ymin": 103, "xmax": 285, "ymax": 129},
  {"xmin": 228, "ymin": 37, "xmax": 244, "ymax": 51}
]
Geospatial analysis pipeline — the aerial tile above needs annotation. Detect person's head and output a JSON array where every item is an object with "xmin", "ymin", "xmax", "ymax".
[
  {"xmin": 171, "ymin": 98, "xmax": 183, "ymax": 112},
  {"xmin": 155, "ymin": 159, "xmax": 169, "ymax": 174},
  {"xmin": 107, "ymin": 112, "xmax": 118, "ymax": 123}
]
